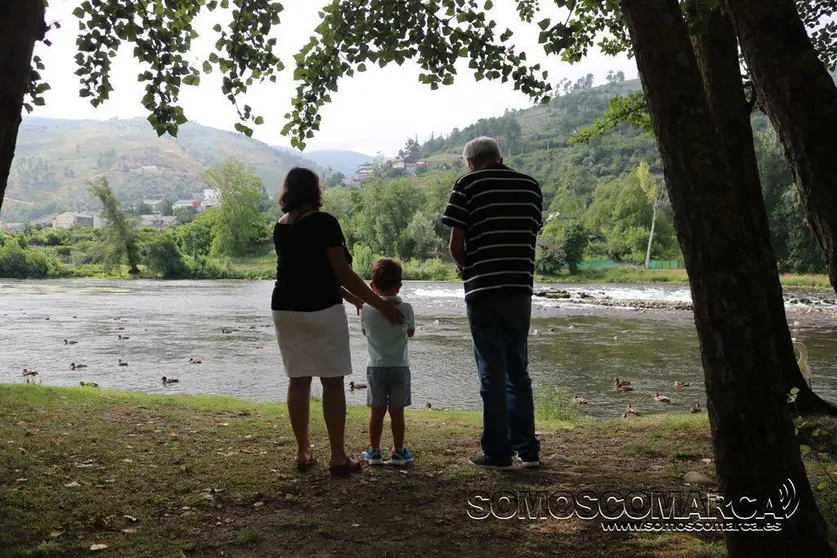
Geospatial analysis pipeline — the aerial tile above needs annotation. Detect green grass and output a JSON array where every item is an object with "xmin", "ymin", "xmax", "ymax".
[{"xmin": 2, "ymin": 385, "xmax": 835, "ymax": 557}]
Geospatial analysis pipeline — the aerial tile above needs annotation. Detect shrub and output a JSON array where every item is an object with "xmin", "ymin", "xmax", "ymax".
[{"xmin": 0, "ymin": 242, "xmax": 51, "ymax": 278}]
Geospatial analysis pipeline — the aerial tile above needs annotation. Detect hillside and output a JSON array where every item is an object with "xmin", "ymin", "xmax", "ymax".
[
  {"xmin": 418, "ymin": 78, "xmax": 661, "ymax": 198},
  {"xmin": 2, "ymin": 117, "xmax": 319, "ymax": 222},
  {"xmin": 279, "ymin": 148, "xmax": 373, "ymax": 175}
]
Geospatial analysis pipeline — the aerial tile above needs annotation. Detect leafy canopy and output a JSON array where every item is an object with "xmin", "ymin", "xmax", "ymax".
[{"xmin": 35, "ymin": 0, "xmax": 836, "ymax": 150}]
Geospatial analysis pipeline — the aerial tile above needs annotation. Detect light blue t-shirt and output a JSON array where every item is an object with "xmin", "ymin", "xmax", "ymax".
[{"xmin": 361, "ymin": 296, "xmax": 415, "ymax": 367}]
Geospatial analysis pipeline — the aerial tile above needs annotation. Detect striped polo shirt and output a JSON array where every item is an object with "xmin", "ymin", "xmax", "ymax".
[{"xmin": 441, "ymin": 163, "xmax": 543, "ymax": 300}]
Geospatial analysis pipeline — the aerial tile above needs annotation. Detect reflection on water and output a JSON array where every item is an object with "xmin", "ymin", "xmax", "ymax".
[{"xmin": 1, "ymin": 279, "xmax": 835, "ymax": 419}]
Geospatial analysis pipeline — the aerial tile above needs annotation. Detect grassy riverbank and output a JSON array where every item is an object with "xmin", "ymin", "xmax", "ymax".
[
  {"xmin": 3, "ymin": 385, "xmax": 836, "ymax": 556},
  {"xmin": 3, "ymin": 249, "xmax": 832, "ymax": 290}
]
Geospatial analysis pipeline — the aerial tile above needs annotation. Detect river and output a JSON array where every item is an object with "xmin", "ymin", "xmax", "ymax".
[{"xmin": 1, "ymin": 279, "xmax": 835, "ymax": 418}]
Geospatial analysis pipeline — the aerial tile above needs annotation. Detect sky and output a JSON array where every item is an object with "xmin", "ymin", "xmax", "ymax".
[{"xmin": 31, "ymin": 1, "xmax": 638, "ymax": 156}]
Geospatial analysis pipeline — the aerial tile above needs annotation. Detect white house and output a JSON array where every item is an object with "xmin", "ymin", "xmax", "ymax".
[
  {"xmin": 51, "ymin": 212, "xmax": 94, "ymax": 229},
  {"xmin": 202, "ymin": 188, "xmax": 220, "ymax": 207}
]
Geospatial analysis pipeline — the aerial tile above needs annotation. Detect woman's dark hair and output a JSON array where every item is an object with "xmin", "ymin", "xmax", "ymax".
[{"xmin": 278, "ymin": 167, "xmax": 323, "ymax": 213}]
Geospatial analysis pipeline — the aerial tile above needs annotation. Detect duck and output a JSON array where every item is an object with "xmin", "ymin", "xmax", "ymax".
[
  {"xmin": 161, "ymin": 376, "xmax": 180, "ymax": 384},
  {"xmin": 188, "ymin": 357, "xmax": 202, "ymax": 364},
  {"xmin": 64, "ymin": 339, "xmax": 78, "ymax": 345},
  {"xmin": 349, "ymin": 381, "xmax": 366, "ymax": 390},
  {"xmin": 614, "ymin": 377, "xmax": 632, "ymax": 388},
  {"xmin": 425, "ymin": 402, "xmax": 432, "ymax": 409},
  {"xmin": 616, "ymin": 384, "xmax": 634, "ymax": 392},
  {"xmin": 625, "ymin": 403, "xmax": 641, "ymax": 416},
  {"xmin": 572, "ymin": 395, "xmax": 588, "ymax": 405},
  {"xmin": 653, "ymin": 392, "xmax": 671, "ymax": 403},
  {"xmin": 22, "ymin": 368, "xmax": 38, "ymax": 377},
  {"xmin": 691, "ymin": 402, "xmax": 703, "ymax": 413},
  {"xmin": 118, "ymin": 359, "xmax": 129, "ymax": 367},
  {"xmin": 118, "ymin": 335, "xmax": 130, "ymax": 340},
  {"xmin": 79, "ymin": 381, "xmax": 99, "ymax": 388},
  {"xmin": 71, "ymin": 362, "xmax": 88, "ymax": 370},
  {"xmin": 674, "ymin": 381, "xmax": 691, "ymax": 390}
]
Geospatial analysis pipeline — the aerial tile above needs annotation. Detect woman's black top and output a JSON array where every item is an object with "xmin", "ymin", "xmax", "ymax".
[{"xmin": 271, "ymin": 212, "xmax": 352, "ymax": 312}]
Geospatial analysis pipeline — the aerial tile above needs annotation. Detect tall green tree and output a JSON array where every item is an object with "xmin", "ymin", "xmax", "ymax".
[
  {"xmin": 202, "ymin": 159, "xmax": 266, "ymax": 258},
  {"xmin": 88, "ymin": 177, "xmax": 139, "ymax": 274},
  {"xmin": 635, "ymin": 161, "xmax": 664, "ymax": 268}
]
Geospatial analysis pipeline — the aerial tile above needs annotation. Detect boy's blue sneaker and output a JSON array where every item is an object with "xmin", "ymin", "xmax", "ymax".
[
  {"xmin": 390, "ymin": 447, "xmax": 413, "ymax": 466},
  {"xmin": 363, "ymin": 447, "xmax": 384, "ymax": 466}
]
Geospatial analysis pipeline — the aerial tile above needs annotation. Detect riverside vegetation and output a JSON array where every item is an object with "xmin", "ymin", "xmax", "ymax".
[{"xmin": 2, "ymin": 76, "xmax": 830, "ymax": 285}]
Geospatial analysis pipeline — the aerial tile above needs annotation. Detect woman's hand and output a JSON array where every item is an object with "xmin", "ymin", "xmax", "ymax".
[
  {"xmin": 377, "ymin": 299, "xmax": 405, "ymax": 325},
  {"xmin": 341, "ymin": 287, "xmax": 364, "ymax": 315}
]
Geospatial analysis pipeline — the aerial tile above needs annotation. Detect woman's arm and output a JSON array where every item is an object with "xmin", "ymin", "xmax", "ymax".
[{"xmin": 327, "ymin": 247, "xmax": 404, "ymax": 324}]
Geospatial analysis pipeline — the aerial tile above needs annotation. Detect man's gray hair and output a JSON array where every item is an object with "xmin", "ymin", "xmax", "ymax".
[{"xmin": 462, "ymin": 136, "xmax": 502, "ymax": 163}]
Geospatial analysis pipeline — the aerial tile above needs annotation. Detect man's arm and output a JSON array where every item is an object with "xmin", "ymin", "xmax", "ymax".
[{"xmin": 448, "ymin": 227, "xmax": 466, "ymax": 276}]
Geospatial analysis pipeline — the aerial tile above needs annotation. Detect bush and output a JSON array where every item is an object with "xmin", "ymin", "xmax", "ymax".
[
  {"xmin": 143, "ymin": 234, "xmax": 189, "ymax": 278},
  {"xmin": 401, "ymin": 258, "xmax": 456, "ymax": 280},
  {"xmin": 0, "ymin": 242, "xmax": 51, "ymax": 278},
  {"xmin": 351, "ymin": 243, "xmax": 377, "ymax": 279}
]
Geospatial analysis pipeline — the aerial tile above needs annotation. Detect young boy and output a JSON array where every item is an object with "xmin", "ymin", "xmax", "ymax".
[{"xmin": 361, "ymin": 258, "xmax": 416, "ymax": 466}]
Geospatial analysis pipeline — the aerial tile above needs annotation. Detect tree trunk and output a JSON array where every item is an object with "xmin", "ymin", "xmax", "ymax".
[
  {"xmin": 644, "ymin": 201, "xmax": 657, "ymax": 268},
  {"xmin": 0, "ymin": 0, "xmax": 46, "ymax": 213},
  {"xmin": 620, "ymin": 0, "xmax": 831, "ymax": 555},
  {"xmin": 691, "ymin": 6, "xmax": 837, "ymax": 415},
  {"xmin": 724, "ymin": 0, "xmax": 837, "ymax": 295}
]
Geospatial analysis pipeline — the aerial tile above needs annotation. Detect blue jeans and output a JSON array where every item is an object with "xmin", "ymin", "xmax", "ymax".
[{"xmin": 466, "ymin": 290, "xmax": 540, "ymax": 459}]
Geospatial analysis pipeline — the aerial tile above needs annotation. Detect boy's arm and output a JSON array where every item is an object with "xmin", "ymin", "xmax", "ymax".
[{"xmin": 407, "ymin": 304, "xmax": 415, "ymax": 337}]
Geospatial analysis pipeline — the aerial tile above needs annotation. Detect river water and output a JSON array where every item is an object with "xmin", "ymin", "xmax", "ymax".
[{"xmin": 1, "ymin": 279, "xmax": 835, "ymax": 419}]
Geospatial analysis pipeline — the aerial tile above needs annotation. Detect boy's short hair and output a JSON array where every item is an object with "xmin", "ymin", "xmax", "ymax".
[{"xmin": 371, "ymin": 258, "xmax": 402, "ymax": 291}]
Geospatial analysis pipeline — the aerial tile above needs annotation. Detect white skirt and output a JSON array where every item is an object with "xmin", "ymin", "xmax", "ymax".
[{"xmin": 272, "ymin": 303, "xmax": 353, "ymax": 378}]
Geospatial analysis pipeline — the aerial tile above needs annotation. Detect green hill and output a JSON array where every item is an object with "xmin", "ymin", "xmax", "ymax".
[
  {"xmin": 2, "ymin": 117, "xmax": 319, "ymax": 222},
  {"xmin": 276, "ymin": 148, "xmax": 374, "ymax": 175}
]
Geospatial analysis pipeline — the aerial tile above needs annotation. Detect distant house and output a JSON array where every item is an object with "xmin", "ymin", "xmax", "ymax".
[
  {"xmin": 202, "ymin": 188, "xmax": 220, "ymax": 207},
  {"xmin": 139, "ymin": 214, "xmax": 177, "ymax": 230},
  {"xmin": 173, "ymin": 199, "xmax": 201, "ymax": 210},
  {"xmin": 51, "ymin": 212, "xmax": 94, "ymax": 229},
  {"xmin": 142, "ymin": 199, "xmax": 166, "ymax": 214},
  {"xmin": 0, "ymin": 222, "xmax": 25, "ymax": 233}
]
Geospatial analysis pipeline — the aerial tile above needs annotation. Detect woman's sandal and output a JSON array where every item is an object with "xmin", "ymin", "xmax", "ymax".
[
  {"xmin": 328, "ymin": 457, "xmax": 362, "ymax": 477},
  {"xmin": 296, "ymin": 454, "xmax": 317, "ymax": 472}
]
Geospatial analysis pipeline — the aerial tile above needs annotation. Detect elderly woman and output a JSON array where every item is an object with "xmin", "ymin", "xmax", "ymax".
[{"xmin": 272, "ymin": 167, "xmax": 403, "ymax": 476}]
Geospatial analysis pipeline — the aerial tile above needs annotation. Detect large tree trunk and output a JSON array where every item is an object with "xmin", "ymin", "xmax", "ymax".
[
  {"xmin": 724, "ymin": 0, "xmax": 837, "ymax": 295},
  {"xmin": 620, "ymin": 0, "xmax": 831, "ymax": 555},
  {"xmin": 691, "ymin": 6, "xmax": 837, "ymax": 416},
  {"xmin": 0, "ymin": 0, "xmax": 46, "ymax": 213}
]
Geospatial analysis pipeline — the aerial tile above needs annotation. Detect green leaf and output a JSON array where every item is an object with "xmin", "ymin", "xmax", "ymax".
[
  {"xmin": 537, "ymin": 18, "xmax": 551, "ymax": 30},
  {"xmin": 800, "ymin": 444, "xmax": 812, "ymax": 456},
  {"xmin": 357, "ymin": 62, "xmax": 367, "ymax": 72},
  {"xmin": 484, "ymin": 0, "xmax": 493, "ymax": 9},
  {"xmin": 254, "ymin": 116, "xmax": 264, "ymax": 125},
  {"xmin": 817, "ymin": 481, "xmax": 828, "ymax": 490},
  {"xmin": 202, "ymin": 61, "xmax": 212, "ymax": 73}
]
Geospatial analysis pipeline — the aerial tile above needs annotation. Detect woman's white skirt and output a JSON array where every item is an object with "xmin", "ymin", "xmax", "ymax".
[{"xmin": 272, "ymin": 303, "xmax": 353, "ymax": 378}]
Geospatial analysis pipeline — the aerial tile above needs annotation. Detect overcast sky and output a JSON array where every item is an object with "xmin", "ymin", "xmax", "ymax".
[{"xmin": 31, "ymin": 1, "xmax": 638, "ymax": 156}]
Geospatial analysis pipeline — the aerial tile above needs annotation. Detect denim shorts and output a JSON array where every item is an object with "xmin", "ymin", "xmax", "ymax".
[{"xmin": 366, "ymin": 366, "xmax": 411, "ymax": 408}]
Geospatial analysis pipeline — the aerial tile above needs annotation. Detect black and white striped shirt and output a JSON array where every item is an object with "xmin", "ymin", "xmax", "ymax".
[{"xmin": 441, "ymin": 163, "xmax": 543, "ymax": 301}]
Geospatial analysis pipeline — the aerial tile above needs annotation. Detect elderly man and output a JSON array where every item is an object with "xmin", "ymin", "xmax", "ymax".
[{"xmin": 441, "ymin": 136, "xmax": 543, "ymax": 470}]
